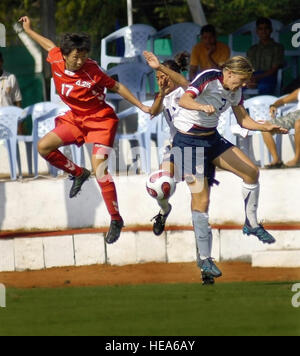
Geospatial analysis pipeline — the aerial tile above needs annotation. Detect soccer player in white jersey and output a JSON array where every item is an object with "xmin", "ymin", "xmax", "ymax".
[
  {"xmin": 144, "ymin": 52, "xmax": 287, "ymax": 283},
  {"xmin": 173, "ymin": 56, "xmax": 287, "ymax": 280}
]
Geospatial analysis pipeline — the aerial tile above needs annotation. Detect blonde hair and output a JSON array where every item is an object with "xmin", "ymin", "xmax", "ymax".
[{"xmin": 223, "ymin": 56, "xmax": 254, "ymax": 76}]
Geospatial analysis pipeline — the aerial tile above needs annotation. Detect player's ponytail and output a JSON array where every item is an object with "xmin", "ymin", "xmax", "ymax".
[
  {"xmin": 162, "ymin": 51, "xmax": 190, "ymax": 74},
  {"xmin": 223, "ymin": 56, "xmax": 254, "ymax": 76}
]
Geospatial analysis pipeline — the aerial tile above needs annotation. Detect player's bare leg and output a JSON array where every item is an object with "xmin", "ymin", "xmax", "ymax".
[
  {"xmin": 38, "ymin": 132, "xmax": 90, "ymax": 197},
  {"xmin": 92, "ymin": 144, "xmax": 123, "ymax": 244},
  {"xmin": 261, "ymin": 132, "xmax": 283, "ymax": 167},
  {"xmin": 187, "ymin": 176, "xmax": 221, "ymax": 284},
  {"xmin": 285, "ymin": 119, "xmax": 300, "ymax": 167},
  {"xmin": 213, "ymin": 146, "xmax": 276, "ymax": 244}
]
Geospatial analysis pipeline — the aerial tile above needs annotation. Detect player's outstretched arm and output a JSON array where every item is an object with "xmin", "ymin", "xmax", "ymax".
[
  {"xmin": 18, "ymin": 16, "xmax": 56, "ymax": 52},
  {"xmin": 233, "ymin": 105, "xmax": 288, "ymax": 134},
  {"xmin": 110, "ymin": 82, "xmax": 151, "ymax": 113},
  {"xmin": 179, "ymin": 92, "xmax": 215, "ymax": 115},
  {"xmin": 143, "ymin": 51, "xmax": 189, "ymax": 89}
]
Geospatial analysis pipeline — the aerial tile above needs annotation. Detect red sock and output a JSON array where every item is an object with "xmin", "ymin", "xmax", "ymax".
[
  {"xmin": 44, "ymin": 150, "xmax": 83, "ymax": 176},
  {"xmin": 97, "ymin": 174, "xmax": 122, "ymax": 221}
]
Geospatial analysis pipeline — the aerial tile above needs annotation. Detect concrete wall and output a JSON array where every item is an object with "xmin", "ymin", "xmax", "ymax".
[
  {"xmin": 0, "ymin": 155, "xmax": 300, "ymax": 271},
  {"xmin": 1, "ymin": 228, "xmax": 300, "ymax": 272},
  {"xmin": 0, "ymin": 169, "xmax": 300, "ymax": 231}
]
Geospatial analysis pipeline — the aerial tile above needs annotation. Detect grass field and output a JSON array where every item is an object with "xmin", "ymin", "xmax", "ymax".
[{"xmin": 0, "ymin": 281, "xmax": 299, "ymax": 336}]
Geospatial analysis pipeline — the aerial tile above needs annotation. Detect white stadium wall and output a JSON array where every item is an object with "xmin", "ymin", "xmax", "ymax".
[{"xmin": 0, "ymin": 168, "xmax": 300, "ymax": 271}]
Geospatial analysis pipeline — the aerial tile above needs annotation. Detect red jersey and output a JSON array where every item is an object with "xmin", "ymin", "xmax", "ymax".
[{"xmin": 47, "ymin": 47, "xmax": 116, "ymax": 116}]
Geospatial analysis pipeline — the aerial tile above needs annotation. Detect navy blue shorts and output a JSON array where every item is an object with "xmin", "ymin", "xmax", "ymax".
[{"xmin": 172, "ymin": 131, "xmax": 233, "ymax": 186}]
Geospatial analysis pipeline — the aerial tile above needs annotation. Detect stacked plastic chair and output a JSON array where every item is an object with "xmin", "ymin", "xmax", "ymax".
[
  {"xmin": 101, "ymin": 24, "xmax": 157, "ymax": 70},
  {"xmin": 149, "ymin": 22, "xmax": 201, "ymax": 61}
]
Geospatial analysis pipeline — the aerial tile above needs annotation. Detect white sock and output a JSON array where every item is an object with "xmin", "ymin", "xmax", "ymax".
[
  {"xmin": 242, "ymin": 182, "xmax": 260, "ymax": 228},
  {"xmin": 208, "ymin": 225, "xmax": 213, "ymax": 256},
  {"xmin": 192, "ymin": 211, "xmax": 210, "ymax": 260}
]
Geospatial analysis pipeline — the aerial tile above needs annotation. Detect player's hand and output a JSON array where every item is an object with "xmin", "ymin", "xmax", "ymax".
[
  {"xmin": 140, "ymin": 105, "xmax": 151, "ymax": 114},
  {"xmin": 263, "ymin": 122, "xmax": 288, "ymax": 134},
  {"xmin": 18, "ymin": 16, "xmax": 31, "ymax": 32},
  {"xmin": 143, "ymin": 51, "xmax": 160, "ymax": 70},
  {"xmin": 199, "ymin": 104, "xmax": 215, "ymax": 116},
  {"xmin": 158, "ymin": 76, "xmax": 170, "ymax": 96}
]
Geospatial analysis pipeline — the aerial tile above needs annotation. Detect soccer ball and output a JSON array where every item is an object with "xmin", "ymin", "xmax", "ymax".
[{"xmin": 146, "ymin": 170, "xmax": 176, "ymax": 200}]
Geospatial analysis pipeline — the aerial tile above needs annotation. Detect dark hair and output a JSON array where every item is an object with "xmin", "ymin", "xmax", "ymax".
[
  {"xmin": 0, "ymin": 52, "xmax": 3, "ymax": 62},
  {"xmin": 162, "ymin": 51, "xmax": 190, "ymax": 73},
  {"xmin": 60, "ymin": 33, "xmax": 91, "ymax": 55},
  {"xmin": 201, "ymin": 24, "xmax": 216, "ymax": 36},
  {"xmin": 256, "ymin": 17, "xmax": 272, "ymax": 30}
]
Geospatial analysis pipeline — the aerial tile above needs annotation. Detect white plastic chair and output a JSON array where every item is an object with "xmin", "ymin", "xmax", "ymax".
[
  {"xmin": 116, "ymin": 104, "xmax": 153, "ymax": 174},
  {"xmin": 19, "ymin": 101, "xmax": 68, "ymax": 175},
  {"xmin": 32, "ymin": 107, "xmax": 81, "ymax": 177},
  {"xmin": 241, "ymin": 95, "xmax": 280, "ymax": 167},
  {"xmin": 32, "ymin": 108, "xmax": 62, "ymax": 177},
  {"xmin": 149, "ymin": 22, "xmax": 201, "ymax": 60},
  {"xmin": 106, "ymin": 62, "xmax": 154, "ymax": 109},
  {"xmin": 0, "ymin": 106, "xmax": 21, "ymax": 180},
  {"xmin": 101, "ymin": 24, "xmax": 157, "ymax": 70}
]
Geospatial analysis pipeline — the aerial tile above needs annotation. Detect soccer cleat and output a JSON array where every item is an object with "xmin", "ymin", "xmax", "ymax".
[
  {"xmin": 199, "ymin": 258, "xmax": 222, "ymax": 278},
  {"xmin": 242, "ymin": 223, "xmax": 276, "ymax": 244},
  {"xmin": 69, "ymin": 168, "xmax": 91, "ymax": 198},
  {"xmin": 105, "ymin": 219, "xmax": 124, "ymax": 244},
  {"xmin": 201, "ymin": 271, "xmax": 215, "ymax": 286},
  {"xmin": 151, "ymin": 204, "xmax": 172, "ymax": 236}
]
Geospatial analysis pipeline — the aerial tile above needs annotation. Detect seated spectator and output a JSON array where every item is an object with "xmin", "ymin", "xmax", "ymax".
[
  {"xmin": 247, "ymin": 17, "xmax": 284, "ymax": 95},
  {"xmin": 0, "ymin": 51, "xmax": 24, "ymax": 134},
  {"xmin": 262, "ymin": 88, "xmax": 300, "ymax": 168},
  {"xmin": 0, "ymin": 51, "xmax": 22, "ymax": 108},
  {"xmin": 189, "ymin": 24, "xmax": 230, "ymax": 81}
]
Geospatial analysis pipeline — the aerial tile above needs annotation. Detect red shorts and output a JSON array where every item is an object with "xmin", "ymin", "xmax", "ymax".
[{"xmin": 52, "ymin": 108, "xmax": 119, "ymax": 147}]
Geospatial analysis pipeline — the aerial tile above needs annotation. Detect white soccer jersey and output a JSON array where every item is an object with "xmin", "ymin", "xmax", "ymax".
[
  {"xmin": 0, "ymin": 71, "xmax": 22, "ymax": 106},
  {"xmin": 162, "ymin": 86, "xmax": 184, "ymax": 141},
  {"xmin": 174, "ymin": 69, "xmax": 243, "ymax": 132}
]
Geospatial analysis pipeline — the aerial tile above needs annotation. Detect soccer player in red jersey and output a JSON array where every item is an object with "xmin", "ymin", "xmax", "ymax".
[{"xmin": 19, "ymin": 16, "xmax": 151, "ymax": 244}]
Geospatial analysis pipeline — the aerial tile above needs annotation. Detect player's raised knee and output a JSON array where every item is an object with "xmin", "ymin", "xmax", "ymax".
[{"xmin": 37, "ymin": 138, "xmax": 52, "ymax": 156}]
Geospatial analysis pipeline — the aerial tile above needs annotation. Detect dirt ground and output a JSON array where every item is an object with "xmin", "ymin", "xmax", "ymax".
[{"xmin": 0, "ymin": 262, "xmax": 299, "ymax": 288}]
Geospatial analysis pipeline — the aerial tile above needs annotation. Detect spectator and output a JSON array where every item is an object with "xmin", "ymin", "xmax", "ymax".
[
  {"xmin": 0, "ymin": 51, "xmax": 22, "ymax": 108},
  {"xmin": 0, "ymin": 51, "xmax": 24, "ymax": 134},
  {"xmin": 262, "ymin": 88, "xmax": 300, "ymax": 168},
  {"xmin": 189, "ymin": 24, "xmax": 230, "ymax": 81},
  {"xmin": 247, "ymin": 17, "xmax": 284, "ymax": 95}
]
